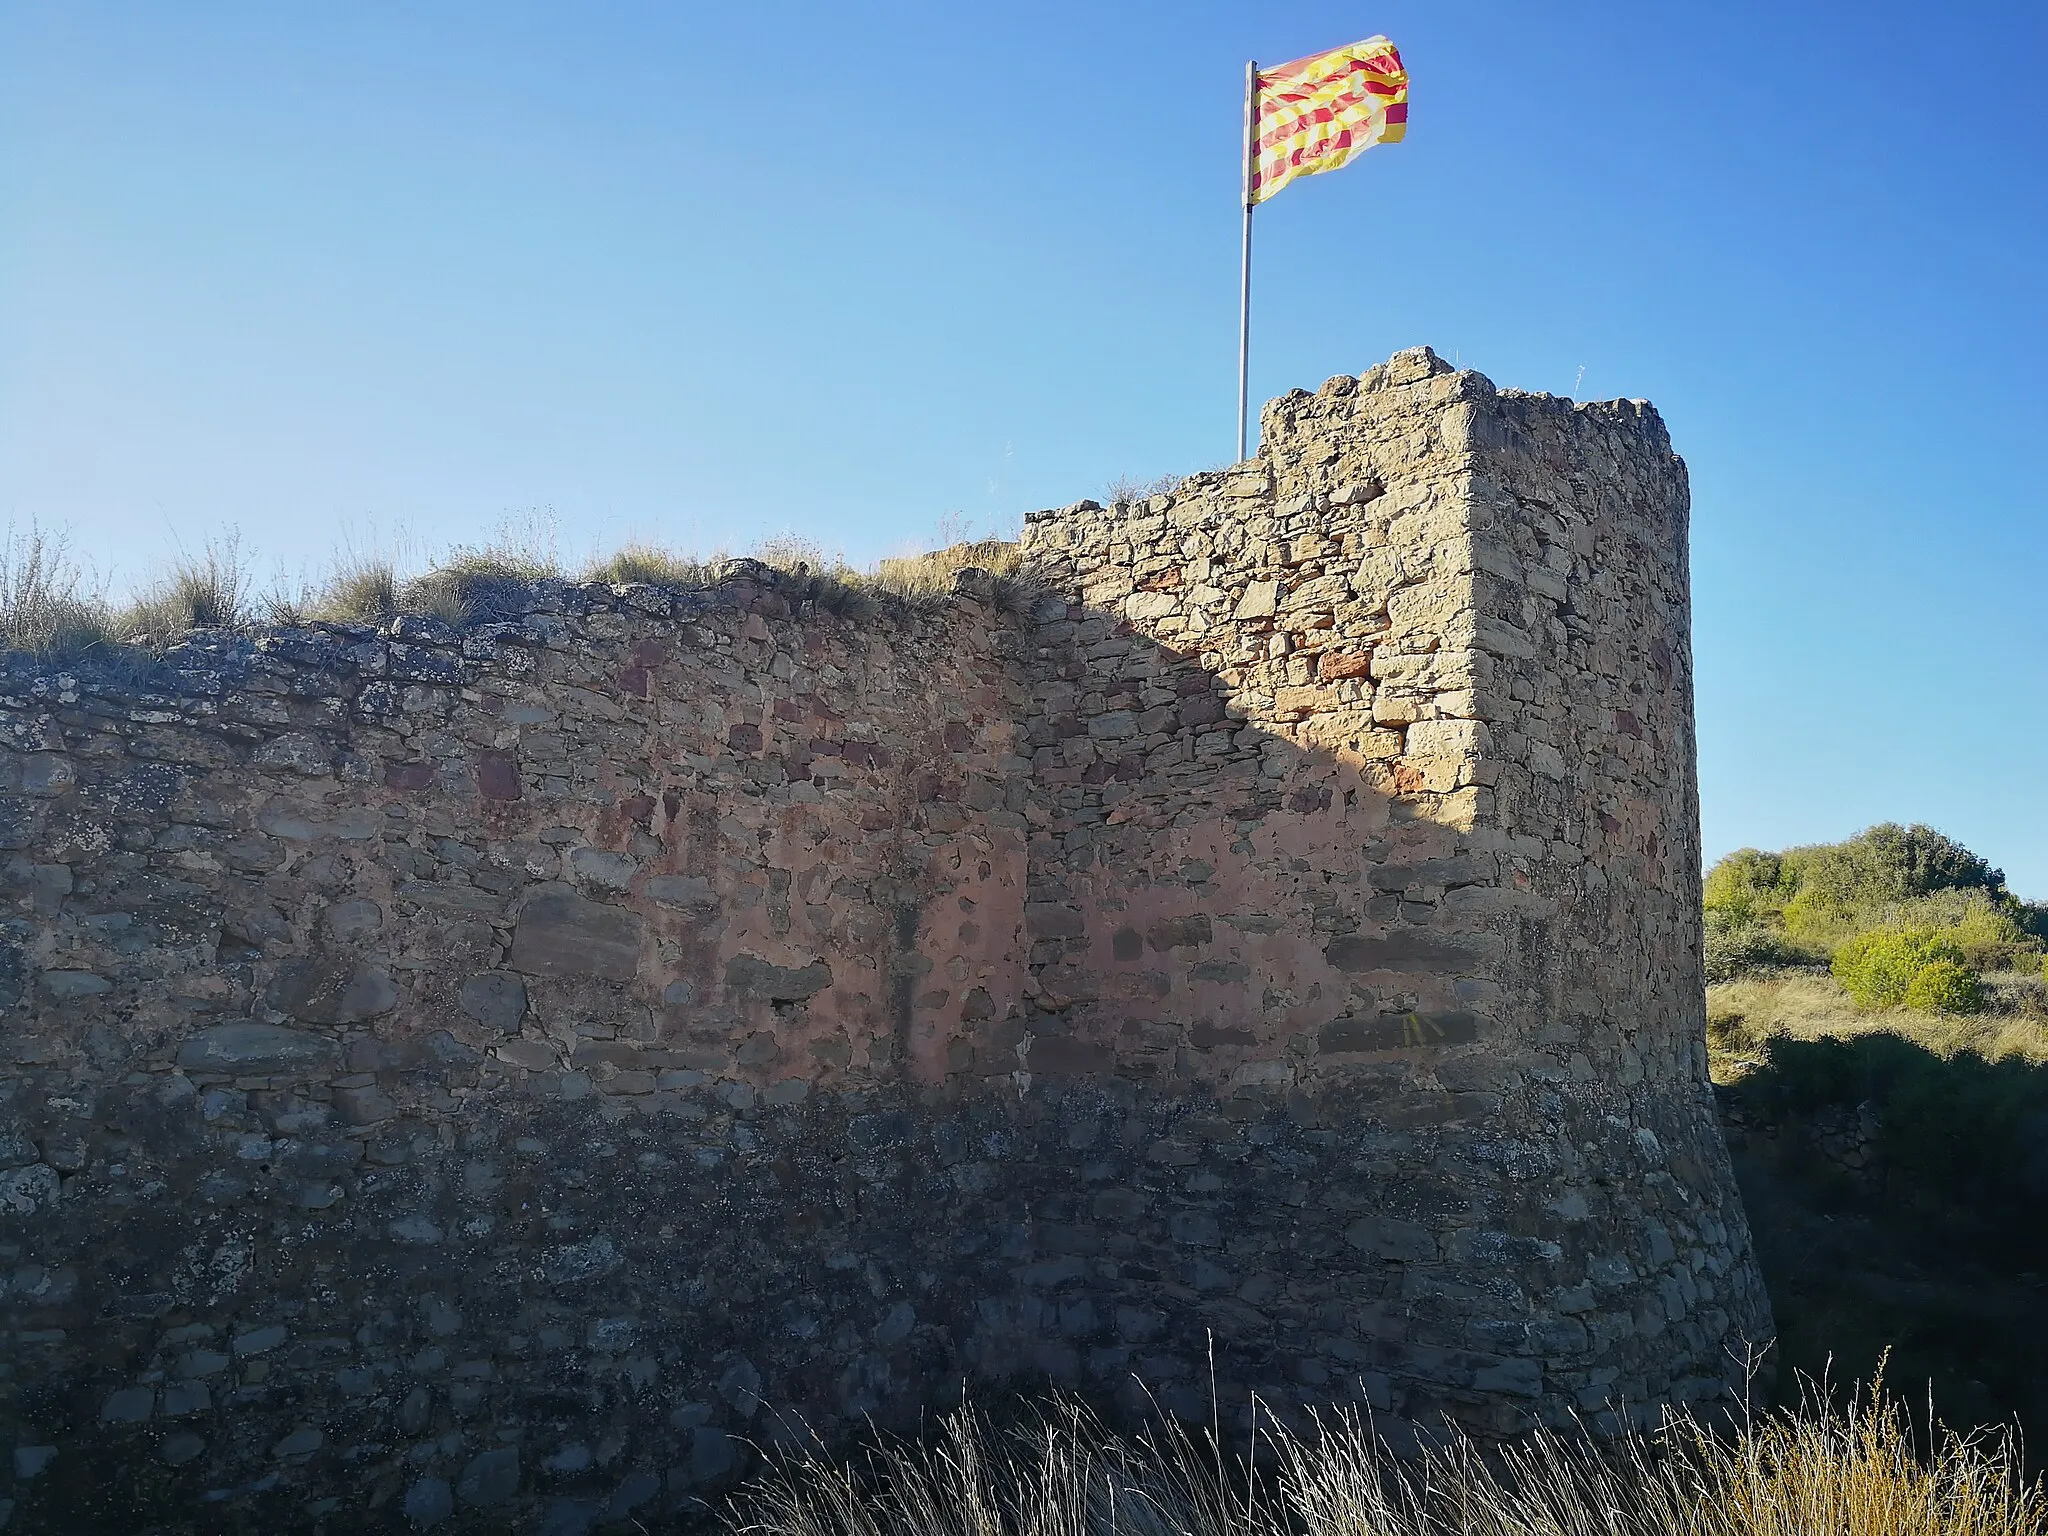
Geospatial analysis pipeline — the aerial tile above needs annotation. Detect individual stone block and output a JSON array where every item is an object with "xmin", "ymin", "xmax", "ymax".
[
  {"xmin": 458, "ymin": 1448, "xmax": 520, "ymax": 1507},
  {"xmin": 99, "ymin": 1388, "xmax": 154, "ymax": 1424},
  {"xmin": 458, "ymin": 971, "xmax": 528, "ymax": 1032},
  {"xmin": 265, "ymin": 958, "xmax": 399, "ymax": 1024},
  {"xmin": 507, "ymin": 884, "xmax": 643, "ymax": 981},
  {"xmin": 175, "ymin": 1024, "xmax": 340, "ymax": 1075}
]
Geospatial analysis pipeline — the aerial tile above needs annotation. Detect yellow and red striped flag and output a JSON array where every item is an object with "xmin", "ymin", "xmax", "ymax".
[{"xmin": 1248, "ymin": 37, "xmax": 1408, "ymax": 205}]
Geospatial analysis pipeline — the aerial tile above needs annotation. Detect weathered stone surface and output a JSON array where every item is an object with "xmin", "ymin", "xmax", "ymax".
[
  {"xmin": 405, "ymin": 1477, "xmax": 454, "ymax": 1526},
  {"xmin": 250, "ymin": 732, "xmax": 332, "ymax": 776},
  {"xmin": 723, "ymin": 954, "xmax": 833, "ymax": 1002},
  {"xmin": 0, "ymin": 348, "xmax": 1768, "ymax": 1532},
  {"xmin": 1320, "ymin": 1011, "xmax": 1482, "ymax": 1052},
  {"xmin": 233, "ymin": 1325, "xmax": 288, "ymax": 1355},
  {"xmin": 174, "ymin": 1023, "xmax": 341, "ymax": 1074},
  {"xmin": 0, "ymin": 1164, "xmax": 59, "ymax": 1214},
  {"xmin": 1232, "ymin": 579, "xmax": 1280, "ymax": 619},
  {"xmin": 644, "ymin": 874, "xmax": 715, "ymax": 909},
  {"xmin": 99, "ymin": 1388, "xmax": 154, "ymax": 1424},
  {"xmin": 568, "ymin": 846, "xmax": 637, "ymax": 890},
  {"xmin": 40, "ymin": 970, "xmax": 110, "ymax": 1000},
  {"xmin": 507, "ymin": 884, "xmax": 643, "ymax": 980},
  {"xmin": 321, "ymin": 897, "xmax": 383, "ymax": 941},
  {"xmin": 1326, "ymin": 931, "xmax": 1491, "ymax": 972},
  {"xmin": 256, "ymin": 803, "xmax": 378, "ymax": 840},
  {"xmin": 458, "ymin": 970, "xmax": 528, "ymax": 1032},
  {"xmin": 265, "ymin": 957, "xmax": 399, "ymax": 1023},
  {"xmin": 475, "ymin": 749, "xmax": 522, "ymax": 801}
]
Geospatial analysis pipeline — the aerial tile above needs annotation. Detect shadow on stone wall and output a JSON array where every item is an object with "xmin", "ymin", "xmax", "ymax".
[
  {"xmin": 0, "ymin": 584, "xmax": 1516, "ymax": 1533},
  {"xmin": 0, "ymin": 347, "xmax": 1772, "ymax": 1530}
]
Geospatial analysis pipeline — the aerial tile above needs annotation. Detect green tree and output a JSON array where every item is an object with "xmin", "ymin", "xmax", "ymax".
[
  {"xmin": 1793, "ymin": 823, "xmax": 2005, "ymax": 910},
  {"xmin": 1703, "ymin": 848, "xmax": 1796, "ymax": 925}
]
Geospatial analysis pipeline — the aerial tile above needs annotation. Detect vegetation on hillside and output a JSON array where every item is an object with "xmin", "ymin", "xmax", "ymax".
[
  {"xmin": 1706, "ymin": 826, "xmax": 2048, "ymax": 1453},
  {"xmin": 1714, "ymin": 1014, "xmax": 2048, "ymax": 1448},
  {"xmin": 1704, "ymin": 824, "xmax": 2047, "ymax": 1006},
  {"xmin": 732, "ymin": 1384, "xmax": 2043, "ymax": 1536},
  {"xmin": 0, "ymin": 517, "xmax": 1038, "ymax": 667}
]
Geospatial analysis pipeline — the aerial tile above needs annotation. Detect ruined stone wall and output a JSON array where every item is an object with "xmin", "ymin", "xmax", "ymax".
[
  {"xmin": 0, "ymin": 349, "xmax": 1768, "ymax": 1533},
  {"xmin": 1014, "ymin": 348, "xmax": 1768, "ymax": 1441}
]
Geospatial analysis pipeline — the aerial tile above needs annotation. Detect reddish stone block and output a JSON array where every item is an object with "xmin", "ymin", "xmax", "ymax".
[{"xmin": 474, "ymin": 751, "xmax": 521, "ymax": 801}]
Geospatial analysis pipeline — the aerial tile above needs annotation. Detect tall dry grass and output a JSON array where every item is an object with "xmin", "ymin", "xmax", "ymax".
[
  {"xmin": 583, "ymin": 542, "xmax": 718, "ymax": 588},
  {"xmin": 1708, "ymin": 973, "xmax": 2048, "ymax": 1083},
  {"xmin": 0, "ymin": 525, "xmax": 121, "ymax": 660},
  {"xmin": 872, "ymin": 538, "xmax": 1037, "ymax": 616},
  {"xmin": 1103, "ymin": 472, "xmax": 1183, "ymax": 508},
  {"xmin": 731, "ymin": 1380, "xmax": 2042, "ymax": 1536},
  {"xmin": 0, "ymin": 517, "xmax": 1041, "ymax": 664},
  {"xmin": 121, "ymin": 534, "xmax": 253, "ymax": 640}
]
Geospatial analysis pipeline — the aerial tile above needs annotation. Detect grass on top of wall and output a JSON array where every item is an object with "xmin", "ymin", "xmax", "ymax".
[
  {"xmin": 727, "ymin": 1378, "xmax": 2043, "ymax": 1536},
  {"xmin": 0, "ymin": 521, "xmax": 1040, "ymax": 666}
]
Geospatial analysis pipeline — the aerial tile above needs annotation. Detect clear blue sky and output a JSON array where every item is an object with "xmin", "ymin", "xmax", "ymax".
[{"xmin": 3, "ymin": 3, "xmax": 2043, "ymax": 892}]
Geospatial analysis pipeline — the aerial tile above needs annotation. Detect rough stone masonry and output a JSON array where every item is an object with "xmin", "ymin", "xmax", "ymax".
[{"xmin": 0, "ymin": 348, "xmax": 1770, "ymax": 1532}]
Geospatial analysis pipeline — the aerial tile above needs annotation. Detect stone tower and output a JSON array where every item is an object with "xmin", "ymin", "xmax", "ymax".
[
  {"xmin": 1014, "ymin": 345, "xmax": 1769, "ymax": 1434},
  {"xmin": 0, "ymin": 348, "xmax": 1767, "ymax": 1527}
]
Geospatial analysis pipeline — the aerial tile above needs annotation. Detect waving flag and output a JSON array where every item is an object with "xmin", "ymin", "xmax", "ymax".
[
  {"xmin": 1233, "ymin": 35, "xmax": 1409, "ymax": 461},
  {"xmin": 1248, "ymin": 37, "xmax": 1408, "ymax": 205}
]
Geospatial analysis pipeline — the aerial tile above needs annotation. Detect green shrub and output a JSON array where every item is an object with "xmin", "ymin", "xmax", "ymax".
[
  {"xmin": 1713, "ymin": 825, "xmax": 2046, "ymax": 1002},
  {"xmin": 2022, "ymin": 901, "xmax": 2048, "ymax": 943},
  {"xmin": 1704, "ymin": 848, "xmax": 1797, "ymax": 926},
  {"xmin": 1789, "ymin": 890, "xmax": 2036, "ymax": 969},
  {"xmin": 1704, "ymin": 912, "xmax": 1824, "ymax": 982},
  {"xmin": 1903, "ymin": 959, "xmax": 1983, "ymax": 1014},
  {"xmin": 1831, "ymin": 928, "xmax": 1969, "ymax": 1010},
  {"xmin": 1930, "ymin": 894, "xmax": 2039, "ymax": 971}
]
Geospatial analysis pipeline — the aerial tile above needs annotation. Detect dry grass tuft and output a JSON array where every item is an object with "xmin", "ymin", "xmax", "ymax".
[
  {"xmin": 410, "ymin": 523, "xmax": 562, "ymax": 622},
  {"xmin": 388, "ymin": 511, "xmax": 565, "ymax": 623},
  {"xmin": 308, "ymin": 551, "xmax": 404, "ymax": 623},
  {"xmin": 1694, "ymin": 1374, "xmax": 2043, "ymax": 1536},
  {"xmin": 1709, "ymin": 973, "xmax": 2048, "ymax": 1083},
  {"xmin": 583, "ymin": 543, "xmax": 717, "ymax": 589},
  {"xmin": 731, "ymin": 1379, "xmax": 2044, "ymax": 1536},
  {"xmin": 0, "ymin": 525, "xmax": 121, "ymax": 661},
  {"xmin": 1103, "ymin": 472, "xmax": 1183, "ymax": 508},
  {"xmin": 733, "ymin": 535, "xmax": 863, "ymax": 618},
  {"xmin": 120, "ymin": 534, "xmax": 253, "ymax": 644},
  {"xmin": 872, "ymin": 539, "xmax": 1037, "ymax": 616}
]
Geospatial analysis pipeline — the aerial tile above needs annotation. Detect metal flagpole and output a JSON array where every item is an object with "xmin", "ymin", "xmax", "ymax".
[{"xmin": 1237, "ymin": 60, "xmax": 1257, "ymax": 463}]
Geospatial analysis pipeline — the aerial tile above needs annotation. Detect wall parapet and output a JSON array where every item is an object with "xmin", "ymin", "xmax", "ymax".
[{"xmin": 0, "ymin": 348, "xmax": 1767, "ymax": 1532}]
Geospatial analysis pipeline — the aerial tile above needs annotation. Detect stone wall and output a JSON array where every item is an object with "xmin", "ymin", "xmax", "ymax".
[{"xmin": 0, "ymin": 349, "xmax": 1770, "ymax": 1533}]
